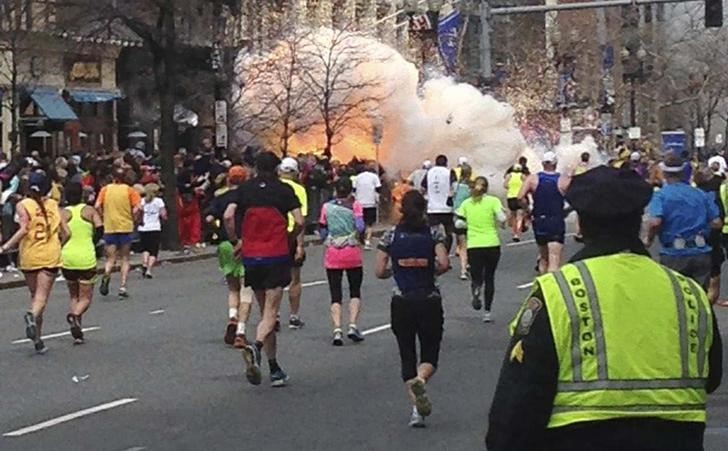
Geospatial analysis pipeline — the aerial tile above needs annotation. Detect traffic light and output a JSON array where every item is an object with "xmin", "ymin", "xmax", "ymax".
[{"xmin": 705, "ymin": 0, "xmax": 723, "ymax": 27}]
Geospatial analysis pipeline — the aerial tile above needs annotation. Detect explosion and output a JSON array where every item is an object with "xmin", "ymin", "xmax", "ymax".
[{"xmin": 232, "ymin": 27, "xmax": 595, "ymax": 187}]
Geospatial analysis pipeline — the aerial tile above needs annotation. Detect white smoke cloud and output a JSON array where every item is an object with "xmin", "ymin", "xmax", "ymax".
[{"xmin": 233, "ymin": 28, "xmax": 597, "ymax": 193}]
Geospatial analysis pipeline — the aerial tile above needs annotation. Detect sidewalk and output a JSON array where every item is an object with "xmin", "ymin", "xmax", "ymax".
[{"xmin": 0, "ymin": 225, "xmax": 389, "ymax": 291}]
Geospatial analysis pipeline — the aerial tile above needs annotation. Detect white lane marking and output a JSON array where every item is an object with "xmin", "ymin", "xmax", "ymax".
[
  {"xmin": 301, "ymin": 280, "xmax": 327, "ymax": 288},
  {"xmin": 517, "ymin": 282, "xmax": 534, "ymax": 290},
  {"xmin": 284, "ymin": 280, "xmax": 328, "ymax": 291},
  {"xmin": 505, "ymin": 233, "xmax": 575, "ymax": 247},
  {"xmin": 362, "ymin": 324, "xmax": 391, "ymax": 336},
  {"xmin": 148, "ymin": 309, "xmax": 165, "ymax": 315},
  {"xmin": 11, "ymin": 326, "xmax": 101, "ymax": 345},
  {"xmin": 3, "ymin": 398, "xmax": 138, "ymax": 437},
  {"xmin": 122, "ymin": 447, "xmax": 147, "ymax": 451}
]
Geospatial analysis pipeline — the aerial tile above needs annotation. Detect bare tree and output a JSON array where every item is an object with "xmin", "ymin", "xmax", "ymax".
[
  {"xmin": 230, "ymin": 27, "xmax": 317, "ymax": 156},
  {"xmin": 299, "ymin": 25, "xmax": 388, "ymax": 157},
  {"xmin": 69, "ymin": 0, "xmax": 239, "ymax": 248},
  {"xmin": 0, "ymin": 0, "xmax": 53, "ymax": 153},
  {"xmin": 264, "ymin": 29, "xmax": 317, "ymax": 156}
]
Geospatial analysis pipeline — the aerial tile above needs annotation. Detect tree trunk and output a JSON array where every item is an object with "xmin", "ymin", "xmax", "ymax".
[{"xmin": 153, "ymin": 5, "xmax": 181, "ymax": 250}]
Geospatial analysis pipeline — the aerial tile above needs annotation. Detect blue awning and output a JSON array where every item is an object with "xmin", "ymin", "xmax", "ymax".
[
  {"xmin": 29, "ymin": 88, "xmax": 78, "ymax": 121},
  {"xmin": 68, "ymin": 88, "xmax": 123, "ymax": 103}
]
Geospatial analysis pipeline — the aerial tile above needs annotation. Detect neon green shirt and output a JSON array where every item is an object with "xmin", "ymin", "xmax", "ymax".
[
  {"xmin": 456, "ymin": 195, "xmax": 503, "ymax": 248},
  {"xmin": 281, "ymin": 178, "xmax": 308, "ymax": 232}
]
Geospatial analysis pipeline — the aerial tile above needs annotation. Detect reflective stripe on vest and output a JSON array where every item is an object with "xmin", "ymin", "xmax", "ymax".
[
  {"xmin": 537, "ymin": 253, "xmax": 712, "ymax": 428},
  {"xmin": 720, "ymin": 184, "xmax": 728, "ymax": 234}
]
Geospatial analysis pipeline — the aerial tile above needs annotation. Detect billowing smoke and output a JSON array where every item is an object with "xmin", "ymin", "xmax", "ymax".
[{"xmin": 233, "ymin": 27, "xmax": 594, "ymax": 191}]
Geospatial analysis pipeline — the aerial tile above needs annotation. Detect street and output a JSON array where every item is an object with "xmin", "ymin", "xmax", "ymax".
[{"xmin": 1, "ymin": 231, "xmax": 727, "ymax": 451}]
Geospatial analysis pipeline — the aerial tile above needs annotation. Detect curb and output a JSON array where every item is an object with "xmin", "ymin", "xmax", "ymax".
[{"xmin": 0, "ymin": 229, "xmax": 388, "ymax": 291}]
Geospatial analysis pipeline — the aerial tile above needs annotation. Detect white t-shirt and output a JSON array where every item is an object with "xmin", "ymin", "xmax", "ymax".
[
  {"xmin": 138, "ymin": 197, "xmax": 165, "ymax": 232},
  {"xmin": 354, "ymin": 171, "xmax": 381, "ymax": 208},
  {"xmin": 425, "ymin": 166, "xmax": 453, "ymax": 214},
  {"xmin": 707, "ymin": 155, "xmax": 727, "ymax": 175}
]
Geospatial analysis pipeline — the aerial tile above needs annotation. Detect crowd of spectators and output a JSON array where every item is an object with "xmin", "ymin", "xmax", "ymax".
[{"xmin": 0, "ymin": 141, "xmax": 392, "ymax": 274}]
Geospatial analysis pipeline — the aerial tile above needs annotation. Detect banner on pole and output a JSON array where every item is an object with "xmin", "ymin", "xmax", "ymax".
[{"xmin": 438, "ymin": 8, "xmax": 462, "ymax": 74}]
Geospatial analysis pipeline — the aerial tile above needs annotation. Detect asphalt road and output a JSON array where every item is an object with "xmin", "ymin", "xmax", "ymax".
[{"xmin": 1, "ymin": 230, "xmax": 727, "ymax": 451}]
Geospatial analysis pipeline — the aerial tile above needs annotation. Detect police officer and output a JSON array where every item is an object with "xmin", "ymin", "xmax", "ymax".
[
  {"xmin": 486, "ymin": 166, "xmax": 722, "ymax": 451},
  {"xmin": 374, "ymin": 190, "xmax": 450, "ymax": 428}
]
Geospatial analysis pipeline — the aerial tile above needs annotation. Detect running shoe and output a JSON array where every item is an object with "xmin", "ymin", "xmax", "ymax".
[
  {"xmin": 483, "ymin": 311, "xmax": 492, "ymax": 323},
  {"xmin": 347, "ymin": 326, "xmax": 365, "ymax": 343},
  {"xmin": 99, "ymin": 275, "xmax": 110, "ymax": 296},
  {"xmin": 34, "ymin": 340, "xmax": 47, "ymax": 354},
  {"xmin": 459, "ymin": 272, "xmax": 468, "ymax": 281},
  {"xmin": 574, "ymin": 234, "xmax": 584, "ymax": 243},
  {"xmin": 332, "ymin": 329, "xmax": 344, "ymax": 346},
  {"xmin": 242, "ymin": 344, "xmax": 262, "ymax": 385},
  {"xmin": 364, "ymin": 240, "xmax": 372, "ymax": 250},
  {"xmin": 24, "ymin": 312, "xmax": 37, "ymax": 341},
  {"xmin": 270, "ymin": 368, "xmax": 289, "ymax": 387},
  {"xmin": 410, "ymin": 379, "xmax": 432, "ymax": 417},
  {"xmin": 289, "ymin": 316, "xmax": 305, "ymax": 330},
  {"xmin": 224, "ymin": 319, "xmax": 237, "ymax": 345},
  {"xmin": 408, "ymin": 408, "xmax": 426, "ymax": 428},
  {"xmin": 233, "ymin": 335, "xmax": 247, "ymax": 349},
  {"xmin": 67, "ymin": 313, "xmax": 83, "ymax": 341},
  {"xmin": 471, "ymin": 287, "xmax": 482, "ymax": 311},
  {"xmin": 512, "ymin": 236, "xmax": 521, "ymax": 243},
  {"xmin": 141, "ymin": 266, "xmax": 148, "ymax": 278},
  {"xmin": 118, "ymin": 287, "xmax": 129, "ymax": 299}
]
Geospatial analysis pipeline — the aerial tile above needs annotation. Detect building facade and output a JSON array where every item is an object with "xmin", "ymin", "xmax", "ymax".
[{"xmin": 0, "ymin": 0, "xmax": 137, "ymax": 157}]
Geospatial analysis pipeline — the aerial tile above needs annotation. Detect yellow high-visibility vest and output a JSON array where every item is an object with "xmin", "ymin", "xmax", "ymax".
[
  {"xmin": 513, "ymin": 253, "xmax": 713, "ymax": 428},
  {"xmin": 719, "ymin": 184, "xmax": 728, "ymax": 234}
]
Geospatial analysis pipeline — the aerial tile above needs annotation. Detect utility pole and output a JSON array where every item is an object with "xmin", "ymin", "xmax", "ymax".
[{"xmin": 479, "ymin": 0, "xmax": 492, "ymax": 81}]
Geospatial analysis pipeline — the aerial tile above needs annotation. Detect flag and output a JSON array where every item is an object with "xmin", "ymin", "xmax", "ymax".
[{"xmin": 437, "ymin": 8, "xmax": 462, "ymax": 74}]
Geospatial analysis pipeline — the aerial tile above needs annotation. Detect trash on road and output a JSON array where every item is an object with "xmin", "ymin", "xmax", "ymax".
[{"xmin": 72, "ymin": 374, "xmax": 90, "ymax": 383}]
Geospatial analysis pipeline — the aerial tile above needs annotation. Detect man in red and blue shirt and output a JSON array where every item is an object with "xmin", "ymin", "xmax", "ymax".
[{"xmin": 224, "ymin": 151, "xmax": 304, "ymax": 388}]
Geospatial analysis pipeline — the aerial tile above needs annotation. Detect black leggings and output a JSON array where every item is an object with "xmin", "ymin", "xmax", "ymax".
[
  {"xmin": 391, "ymin": 294, "xmax": 444, "ymax": 382},
  {"xmin": 468, "ymin": 247, "xmax": 501, "ymax": 311},
  {"xmin": 326, "ymin": 267, "xmax": 363, "ymax": 304}
]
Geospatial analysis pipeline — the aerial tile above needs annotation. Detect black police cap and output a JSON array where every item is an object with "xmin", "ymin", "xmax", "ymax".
[{"xmin": 565, "ymin": 165, "xmax": 653, "ymax": 218}]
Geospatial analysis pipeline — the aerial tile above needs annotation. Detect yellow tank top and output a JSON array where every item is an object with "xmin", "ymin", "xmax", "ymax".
[
  {"xmin": 62, "ymin": 204, "xmax": 96, "ymax": 270},
  {"xmin": 506, "ymin": 173, "xmax": 523, "ymax": 199},
  {"xmin": 18, "ymin": 197, "xmax": 62, "ymax": 271}
]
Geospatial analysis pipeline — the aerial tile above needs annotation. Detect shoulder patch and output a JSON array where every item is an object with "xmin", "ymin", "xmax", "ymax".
[
  {"xmin": 516, "ymin": 297, "xmax": 543, "ymax": 336},
  {"xmin": 510, "ymin": 339, "xmax": 524, "ymax": 363}
]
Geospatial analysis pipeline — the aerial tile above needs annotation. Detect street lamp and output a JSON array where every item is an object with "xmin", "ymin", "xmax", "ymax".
[{"xmin": 621, "ymin": 45, "xmax": 646, "ymax": 127}]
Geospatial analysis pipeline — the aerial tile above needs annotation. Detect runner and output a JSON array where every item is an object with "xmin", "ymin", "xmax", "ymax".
[
  {"xmin": 61, "ymin": 182, "xmax": 103, "ymax": 344},
  {"xmin": 95, "ymin": 167, "xmax": 142, "ymax": 298},
  {"xmin": 503, "ymin": 164, "xmax": 525, "ymax": 242},
  {"xmin": 206, "ymin": 165, "xmax": 252, "ymax": 348},
  {"xmin": 456, "ymin": 177, "xmax": 507, "ymax": 322},
  {"xmin": 138, "ymin": 183, "xmax": 166, "ymax": 279},
  {"xmin": 279, "ymin": 157, "xmax": 308, "ymax": 330},
  {"xmin": 223, "ymin": 152, "xmax": 304, "ymax": 387},
  {"xmin": 0, "ymin": 171, "xmax": 70, "ymax": 354},
  {"xmin": 319, "ymin": 177, "xmax": 366, "ymax": 346},
  {"xmin": 353, "ymin": 162, "xmax": 381, "ymax": 250},
  {"xmin": 375, "ymin": 190, "xmax": 450, "ymax": 428},
  {"xmin": 518, "ymin": 152, "xmax": 571, "ymax": 274},
  {"xmin": 421, "ymin": 155, "xmax": 457, "ymax": 253},
  {"xmin": 452, "ymin": 165, "xmax": 472, "ymax": 280}
]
